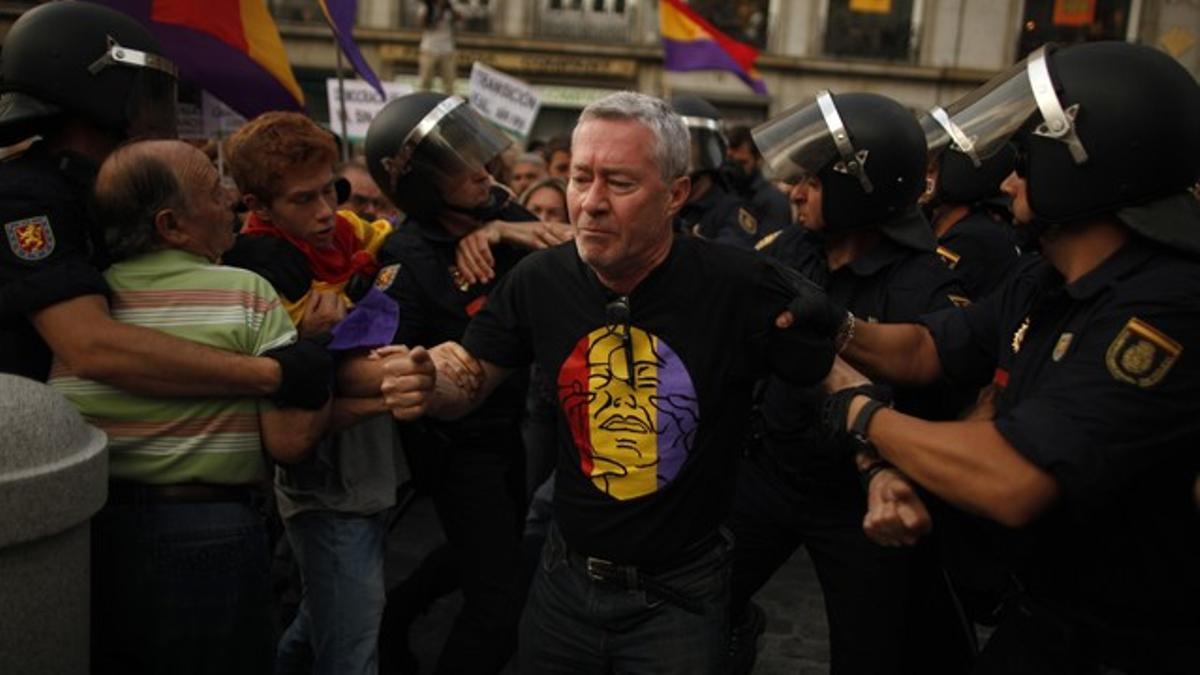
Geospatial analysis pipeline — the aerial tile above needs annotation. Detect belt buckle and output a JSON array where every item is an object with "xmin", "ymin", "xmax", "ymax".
[{"xmin": 585, "ymin": 556, "xmax": 615, "ymax": 582}]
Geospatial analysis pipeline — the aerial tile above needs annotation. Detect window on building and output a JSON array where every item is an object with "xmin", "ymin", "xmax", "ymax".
[
  {"xmin": 534, "ymin": 0, "xmax": 636, "ymax": 43},
  {"xmin": 823, "ymin": 0, "xmax": 919, "ymax": 62},
  {"xmin": 398, "ymin": 0, "xmax": 493, "ymax": 33},
  {"xmin": 1017, "ymin": 0, "xmax": 1132, "ymax": 59},
  {"xmin": 685, "ymin": 0, "xmax": 770, "ymax": 51}
]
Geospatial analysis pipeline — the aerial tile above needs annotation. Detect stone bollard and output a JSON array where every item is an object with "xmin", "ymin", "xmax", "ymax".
[{"xmin": 0, "ymin": 374, "xmax": 107, "ymax": 674}]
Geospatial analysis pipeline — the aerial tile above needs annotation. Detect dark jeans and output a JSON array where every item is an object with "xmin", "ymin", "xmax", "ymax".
[
  {"xmin": 91, "ymin": 500, "xmax": 273, "ymax": 675},
  {"xmin": 519, "ymin": 525, "xmax": 732, "ymax": 675},
  {"xmin": 275, "ymin": 509, "xmax": 390, "ymax": 675},
  {"xmin": 729, "ymin": 453, "xmax": 974, "ymax": 675}
]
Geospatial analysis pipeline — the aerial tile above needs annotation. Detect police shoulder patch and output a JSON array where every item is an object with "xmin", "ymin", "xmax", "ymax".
[
  {"xmin": 936, "ymin": 245, "xmax": 961, "ymax": 269},
  {"xmin": 5, "ymin": 215, "xmax": 55, "ymax": 261},
  {"xmin": 1105, "ymin": 317, "xmax": 1181, "ymax": 388},
  {"xmin": 737, "ymin": 207, "xmax": 758, "ymax": 235},
  {"xmin": 374, "ymin": 263, "xmax": 401, "ymax": 291},
  {"xmin": 754, "ymin": 229, "xmax": 782, "ymax": 251}
]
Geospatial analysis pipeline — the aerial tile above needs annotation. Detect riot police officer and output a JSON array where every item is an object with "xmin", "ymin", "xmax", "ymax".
[
  {"xmin": 671, "ymin": 95, "xmax": 774, "ymax": 249},
  {"xmin": 726, "ymin": 124, "xmax": 793, "ymax": 236},
  {"xmin": 365, "ymin": 91, "xmax": 556, "ymax": 674},
  {"xmin": 0, "ymin": 1, "xmax": 327, "ymax": 404},
  {"xmin": 815, "ymin": 41, "xmax": 1200, "ymax": 674},
  {"xmin": 920, "ymin": 108, "xmax": 1022, "ymax": 299},
  {"xmin": 728, "ymin": 91, "xmax": 976, "ymax": 675}
]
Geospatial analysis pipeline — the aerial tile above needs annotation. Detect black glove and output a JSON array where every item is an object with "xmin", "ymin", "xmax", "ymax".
[
  {"xmin": 820, "ymin": 384, "xmax": 892, "ymax": 461},
  {"xmin": 787, "ymin": 275, "xmax": 850, "ymax": 341},
  {"xmin": 263, "ymin": 339, "xmax": 334, "ymax": 410}
]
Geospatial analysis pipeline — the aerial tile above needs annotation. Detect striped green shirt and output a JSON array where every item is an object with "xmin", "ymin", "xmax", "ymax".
[{"xmin": 49, "ymin": 249, "xmax": 296, "ymax": 485}]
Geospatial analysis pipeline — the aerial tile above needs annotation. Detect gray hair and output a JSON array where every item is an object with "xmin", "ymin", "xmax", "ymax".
[
  {"xmin": 94, "ymin": 143, "xmax": 188, "ymax": 263},
  {"xmin": 575, "ymin": 91, "xmax": 690, "ymax": 181}
]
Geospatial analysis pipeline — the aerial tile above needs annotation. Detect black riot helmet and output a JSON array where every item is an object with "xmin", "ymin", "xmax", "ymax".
[
  {"xmin": 753, "ymin": 91, "xmax": 929, "ymax": 241},
  {"xmin": 941, "ymin": 41, "xmax": 1200, "ymax": 253},
  {"xmin": 670, "ymin": 95, "xmax": 727, "ymax": 176},
  {"xmin": 365, "ymin": 92, "xmax": 511, "ymax": 221},
  {"xmin": 0, "ymin": 1, "xmax": 179, "ymax": 146},
  {"xmin": 921, "ymin": 106, "xmax": 1017, "ymax": 205}
]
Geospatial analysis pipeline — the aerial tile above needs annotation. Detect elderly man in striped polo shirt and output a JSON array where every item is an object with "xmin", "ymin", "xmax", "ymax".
[{"xmin": 49, "ymin": 139, "xmax": 331, "ymax": 674}]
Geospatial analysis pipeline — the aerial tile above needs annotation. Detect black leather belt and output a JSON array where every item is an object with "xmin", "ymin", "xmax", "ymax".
[
  {"xmin": 561, "ymin": 530, "xmax": 727, "ymax": 616},
  {"xmin": 107, "ymin": 481, "xmax": 262, "ymax": 506}
]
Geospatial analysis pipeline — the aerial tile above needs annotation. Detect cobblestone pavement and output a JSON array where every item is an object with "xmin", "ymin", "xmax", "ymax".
[{"xmin": 385, "ymin": 496, "xmax": 834, "ymax": 674}]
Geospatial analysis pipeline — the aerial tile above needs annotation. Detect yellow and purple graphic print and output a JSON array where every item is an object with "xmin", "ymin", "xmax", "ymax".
[{"xmin": 557, "ymin": 325, "xmax": 699, "ymax": 500}]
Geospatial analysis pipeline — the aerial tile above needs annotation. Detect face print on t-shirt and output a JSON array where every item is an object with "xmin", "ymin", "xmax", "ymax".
[{"xmin": 557, "ymin": 325, "xmax": 699, "ymax": 500}]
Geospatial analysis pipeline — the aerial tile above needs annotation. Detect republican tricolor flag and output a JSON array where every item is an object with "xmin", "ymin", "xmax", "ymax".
[
  {"xmin": 659, "ymin": 0, "xmax": 767, "ymax": 95},
  {"xmin": 88, "ymin": 0, "xmax": 305, "ymax": 118}
]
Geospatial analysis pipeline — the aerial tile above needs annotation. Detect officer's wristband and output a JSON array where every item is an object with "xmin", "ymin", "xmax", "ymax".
[
  {"xmin": 263, "ymin": 339, "xmax": 333, "ymax": 410},
  {"xmin": 858, "ymin": 460, "xmax": 894, "ymax": 493}
]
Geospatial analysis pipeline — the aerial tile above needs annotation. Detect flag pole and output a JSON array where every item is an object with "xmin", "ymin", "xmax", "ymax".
[{"xmin": 335, "ymin": 36, "xmax": 350, "ymax": 163}]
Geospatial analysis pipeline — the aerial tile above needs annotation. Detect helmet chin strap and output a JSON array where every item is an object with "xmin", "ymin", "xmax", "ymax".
[{"xmin": 442, "ymin": 191, "xmax": 501, "ymax": 221}]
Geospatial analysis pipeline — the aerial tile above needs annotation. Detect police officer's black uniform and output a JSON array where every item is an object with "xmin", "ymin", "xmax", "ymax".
[
  {"xmin": 840, "ymin": 41, "xmax": 1200, "ymax": 673},
  {"xmin": 0, "ymin": 148, "xmax": 108, "ymax": 380},
  {"xmin": 935, "ymin": 207, "xmax": 1020, "ymax": 300},
  {"xmin": 733, "ymin": 92, "xmax": 977, "ymax": 675},
  {"xmin": 366, "ymin": 93, "xmax": 533, "ymax": 673},
  {"xmin": 677, "ymin": 179, "xmax": 766, "ymax": 250}
]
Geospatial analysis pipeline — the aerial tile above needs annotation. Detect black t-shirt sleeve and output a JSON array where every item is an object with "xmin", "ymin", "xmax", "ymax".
[
  {"xmin": 994, "ymin": 303, "xmax": 1200, "ymax": 513},
  {"xmin": 461, "ymin": 260, "xmax": 534, "ymax": 368},
  {"xmin": 0, "ymin": 196, "xmax": 109, "ymax": 320},
  {"xmin": 747, "ymin": 258, "xmax": 836, "ymax": 386}
]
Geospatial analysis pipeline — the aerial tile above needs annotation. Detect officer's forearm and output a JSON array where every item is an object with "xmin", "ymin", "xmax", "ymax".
[
  {"xmin": 852, "ymin": 399, "xmax": 1059, "ymax": 528},
  {"xmin": 842, "ymin": 321, "xmax": 942, "ymax": 387},
  {"xmin": 33, "ymin": 294, "xmax": 281, "ymax": 396}
]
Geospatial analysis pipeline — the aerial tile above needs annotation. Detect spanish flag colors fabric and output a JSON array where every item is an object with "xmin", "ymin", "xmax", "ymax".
[
  {"xmin": 659, "ymin": 0, "xmax": 767, "ymax": 95},
  {"xmin": 88, "ymin": 0, "xmax": 305, "ymax": 117}
]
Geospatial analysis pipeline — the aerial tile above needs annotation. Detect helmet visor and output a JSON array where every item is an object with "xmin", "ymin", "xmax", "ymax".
[
  {"xmin": 125, "ymin": 67, "xmax": 178, "ymax": 140},
  {"xmin": 942, "ymin": 53, "xmax": 1042, "ymax": 162},
  {"xmin": 752, "ymin": 97, "xmax": 838, "ymax": 183},
  {"xmin": 406, "ymin": 97, "xmax": 511, "ymax": 185}
]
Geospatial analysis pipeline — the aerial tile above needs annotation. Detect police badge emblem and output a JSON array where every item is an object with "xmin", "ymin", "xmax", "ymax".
[
  {"xmin": 374, "ymin": 263, "xmax": 400, "ymax": 291},
  {"xmin": 737, "ymin": 207, "xmax": 758, "ymax": 235},
  {"xmin": 5, "ymin": 216, "xmax": 55, "ymax": 261},
  {"xmin": 1105, "ymin": 317, "xmax": 1181, "ymax": 388},
  {"xmin": 1052, "ymin": 333, "xmax": 1073, "ymax": 362}
]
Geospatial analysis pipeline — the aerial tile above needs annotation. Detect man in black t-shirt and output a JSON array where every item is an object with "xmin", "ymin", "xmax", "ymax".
[
  {"xmin": 811, "ymin": 42, "xmax": 1200, "ymax": 674},
  {"xmin": 381, "ymin": 91, "xmax": 835, "ymax": 675}
]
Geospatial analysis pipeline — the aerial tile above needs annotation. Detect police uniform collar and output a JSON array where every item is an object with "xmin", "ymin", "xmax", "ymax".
[
  {"xmin": 1063, "ymin": 237, "xmax": 1157, "ymax": 300},
  {"xmin": 846, "ymin": 233, "xmax": 911, "ymax": 277}
]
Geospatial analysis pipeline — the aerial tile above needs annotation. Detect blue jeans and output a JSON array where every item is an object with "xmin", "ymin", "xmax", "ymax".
[
  {"xmin": 519, "ymin": 525, "xmax": 732, "ymax": 675},
  {"xmin": 91, "ymin": 500, "xmax": 273, "ymax": 675},
  {"xmin": 275, "ymin": 510, "xmax": 389, "ymax": 675}
]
